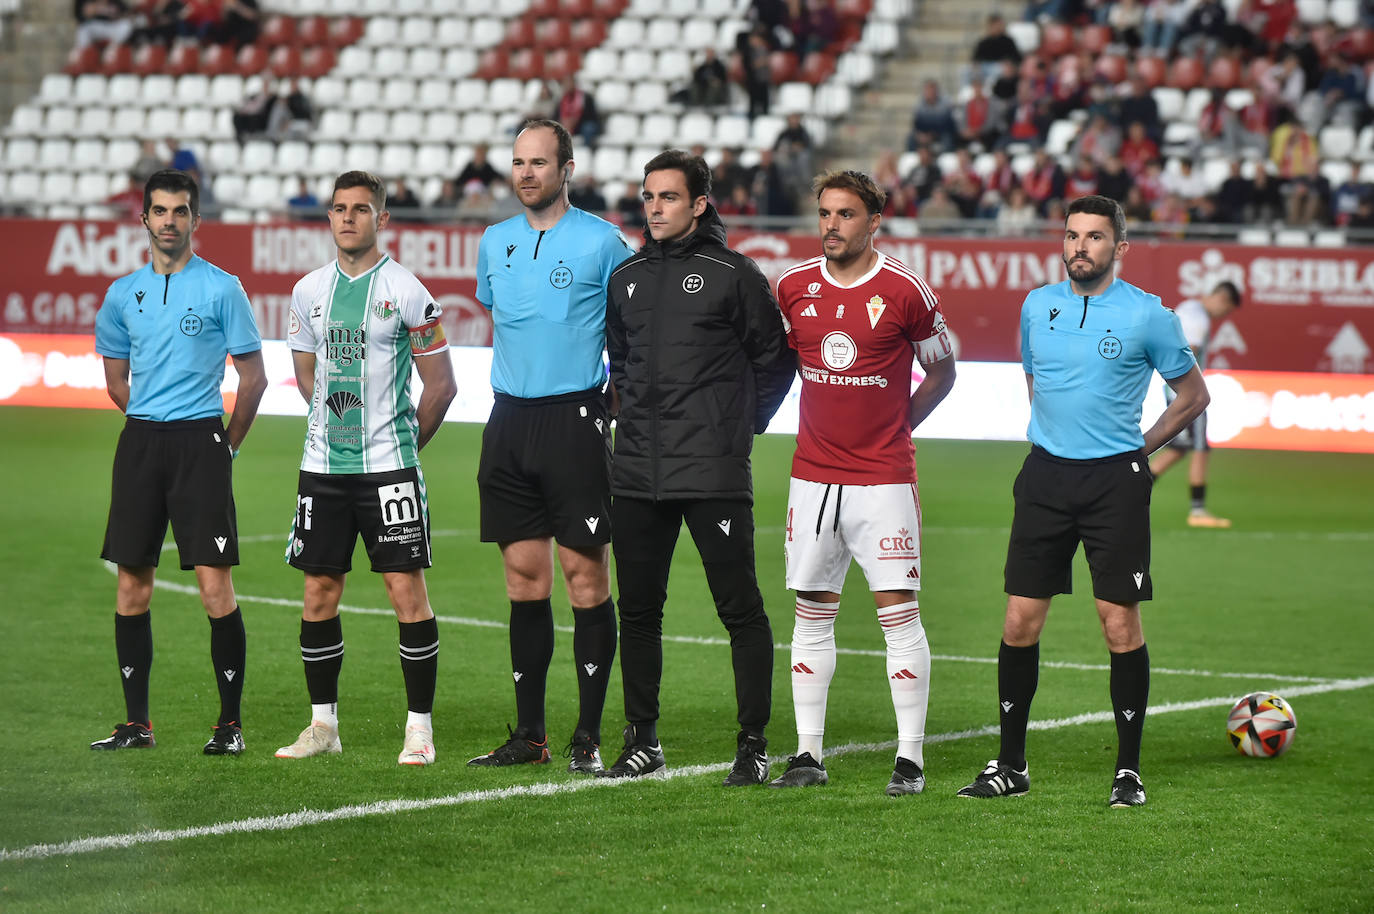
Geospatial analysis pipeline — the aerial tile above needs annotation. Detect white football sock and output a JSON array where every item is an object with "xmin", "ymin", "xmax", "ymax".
[
  {"xmin": 406, "ymin": 710, "xmax": 432, "ymax": 731},
  {"xmin": 311, "ymin": 702, "xmax": 338, "ymax": 730},
  {"xmin": 878, "ymin": 600, "xmax": 929, "ymax": 768},
  {"xmin": 790, "ymin": 597, "xmax": 838, "ymax": 760}
]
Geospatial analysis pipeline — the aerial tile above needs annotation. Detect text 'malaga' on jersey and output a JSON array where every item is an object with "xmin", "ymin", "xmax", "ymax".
[{"xmin": 777, "ymin": 251, "xmax": 952, "ymax": 486}]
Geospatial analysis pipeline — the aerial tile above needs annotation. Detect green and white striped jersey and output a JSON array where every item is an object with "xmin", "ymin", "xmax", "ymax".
[{"xmin": 288, "ymin": 255, "xmax": 449, "ymax": 474}]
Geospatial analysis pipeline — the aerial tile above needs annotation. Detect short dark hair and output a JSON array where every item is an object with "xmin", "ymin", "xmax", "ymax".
[
  {"xmin": 333, "ymin": 170, "xmax": 386, "ymax": 210},
  {"xmin": 1213, "ymin": 279, "xmax": 1242, "ymax": 308},
  {"xmin": 143, "ymin": 169, "xmax": 199, "ymax": 216},
  {"xmin": 518, "ymin": 118, "xmax": 574, "ymax": 167},
  {"xmin": 644, "ymin": 149, "xmax": 712, "ymax": 201},
  {"xmin": 1066, "ymin": 194, "xmax": 1127, "ymax": 243},
  {"xmin": 812, "ymin": 169, "xmax": 887, "ymax": 216}
]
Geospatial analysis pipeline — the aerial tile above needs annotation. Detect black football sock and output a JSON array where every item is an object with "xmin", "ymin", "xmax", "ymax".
[
  {"xmin": 300, "ymin": 616, "xmax": 343, "ymax": 706},
  {"xmin": 1111, "ymin": 643, "xmax": 1150, "ymax": 774},
  {"xmin": 997, "ymin": 640, "xmax": 1039, "ymax": 769},
  {"xmin": 114, "ymin": 611, "xmax": 153, "ymax": 726},
  {"xmin": 510, "ymin": 599, "xmax": 554, "ymax": 742},
  {"xmin": 398, "ymin": 617, "xmax": 439, "ymax": 714},
  {"xmin": 1190, "ymin": 485, "xmax": 1206, "ymax": 511},
  {"xmin": 208, "ymin": 607, "xmax": 246, "ymax": 726},
  {"xmin": 571, "ymin": 596, "xmax": 617, "ymax": 743}
]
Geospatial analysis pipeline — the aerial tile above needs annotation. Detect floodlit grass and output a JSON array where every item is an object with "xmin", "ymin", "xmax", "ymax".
[{"xmin": 1, "ymin": 405, "xmax": 1371, "ymax": 913}]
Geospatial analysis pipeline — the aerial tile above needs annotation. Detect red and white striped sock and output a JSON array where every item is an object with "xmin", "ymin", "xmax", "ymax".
[
  {"xmin": 879, "ymin": 599, "xmax": 929, "ymax": 768},
  {"xmin": 790, "ymin": 596, "xmax": 839, "ymax": 760}
]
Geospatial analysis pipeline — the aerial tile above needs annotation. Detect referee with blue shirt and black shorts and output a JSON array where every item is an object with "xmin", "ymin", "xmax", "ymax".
[
  {"xmin": 957, "ymin": 195, "xmax": 1210, "ymax": 808},
  {"xmin": 468, "ymin": 119, "xmax": 634, "ymax": 773},
  {"xmin": 91, "ymin": 169, "xmax": 267, "ymax": 756}
]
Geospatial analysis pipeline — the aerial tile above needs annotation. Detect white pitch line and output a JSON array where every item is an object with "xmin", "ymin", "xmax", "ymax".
[
  {"xmin": 112, "ymin": 563, "xmax": 1338, "ymax": 685},
  {"xmin": 7, "ymin": 674, "xmax": 1372, "ymax": 863}
]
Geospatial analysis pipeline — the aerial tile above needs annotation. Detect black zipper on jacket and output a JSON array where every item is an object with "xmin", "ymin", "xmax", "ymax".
[
  {"xmin": 1080, "ymin": 294, "xmax": 1088, "ymax": 328},
  {"xmin": 163, "ymin": 273, "xmax": 171, "ymax": 305},
  {"xmin": 648, "ymin": 264, "xmax": 662, "ymax": 497}
]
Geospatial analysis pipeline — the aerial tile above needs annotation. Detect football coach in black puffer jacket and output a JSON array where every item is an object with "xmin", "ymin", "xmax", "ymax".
[{"xmin": 598, "ymin": 148, "xmax": 796, "ymax": 786}]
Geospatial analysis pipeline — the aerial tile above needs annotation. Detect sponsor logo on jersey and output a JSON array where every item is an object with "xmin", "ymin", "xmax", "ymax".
[
  {"xmin": 179, "ymin": 313, "xmax": 203, "ymax": 336},
  {"xmin": 800, "ymin": 303, "xmax": 817, "ymax": 317},
  {"xmin": 806, "ymin": 281, "xmax": 822, "ymax": 297},
  {"xmin": 549, "ymin": 265, "xmax": 573, "ymax": 289},
  {"xmin": 324, "ymin": 389, "xmax": 363, "ymax": 419},
  {"xmin": 1049, "ymin": 307, "xmax": 1060, "ymax": 322},
  {"xmin": 377, "ymin": 481, "xmax": 419, "ymax": 526},
  {"xmin": 121, "ymin": 665, "xmax": 134, "ymax": 679},
  {"xmin": 326, "ymin": 325, "xmax": 367, "ymax": 365},
  {"xmin": 585, "ymin": 516, "xmax": 600, "ymax": 533},
  {"xmin": 134, "ymin": 290, "xmax": 145, "ymax": 305},
  {"xmin": 583, "ymin": 662, "xmax": 598, "ymax": 676},
  {"xmin": 627, "ymin": 281, "xmax": 636, "ymax": 299},
  {"xmin": 506, "ymin": 244, "xmax": 517, "ymax": 257},
  {"xmin": 1122, "ymin": 709, "xmax": 1136, "ymax": 721},
  {"xmin": 223, "ymin": 669, "xmax": 236, "ymax": 682},
  {"xmin": 1001, "ymin": 700, "xmax": 1014, "ymax": 712},
  {"xmin": 214, "ymin": 535, "xmax": 228, "ymax": 553},
  {"xmin": 682, "ymin": 273, "xmax": 704, "ymax": 294},
  {"xmin": 820, "ymin": 331, "xmax": 857, "ymax": 371},
  {"xmin": 878, "ymin": 528, "xmax": 917, "ymax": 561},
  {"xmin": 717, "ymin": 518, "xmax": 732, "ymax": 536},
  {"xmin": 1099, "ymin": 336, "xmax": 1122, "ymax": 359},
  {"xmin": 866, "ymin": 295, "xmax": 886, "ymax": 329},
  {"xmin": 1133, "ymin": 571, "xmax": 1144, "ymax": 588},
  {"xmin": 372, "ymin": 298, "xmax": 395, "ymax": 320}
]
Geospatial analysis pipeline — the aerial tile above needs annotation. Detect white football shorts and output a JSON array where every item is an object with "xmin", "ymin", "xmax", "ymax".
[{"xmin": 783, "ymin": 477, "xmax": 923, "ymax": 593}]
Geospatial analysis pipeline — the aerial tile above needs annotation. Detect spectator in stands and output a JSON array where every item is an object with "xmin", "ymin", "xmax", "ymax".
[
  {"xmin": 873, "ymin": 149, "xmax": 904, "ymax": 195},
  {"xmin": 997, "ymin": 185, "xmax": 1039, "ymax": 234},
  {"xmin": 215, "ymin": 0, "xmax": 260, "ymax": 47},
  {"xmin": 1022, "ymin": 148, "xmax": 1066, "ymax": 213},
  {"xmin": 1346, "ymin": 194, "xmax": 1374, "ymax": 229},
  {"xmin": 105, "ymin": 173, "xmax": 147, "ymax": 221},
  {"xmin": 1178, "ymin": 0, "xmax": 1230, "ymax": 56},
  {"xmin": 456, "ymin": 144, "xmax": 502, "ymax": 194},
  {"xmin": 1118, "ymin": 74, "xmax": 1162, "ymax": 143},
  {"xmin": 1197, "ymin": 89, "xmax": 1240, "ymax": 157},
  {"xmin": 132, "ymin": 140, "xmax": 167, "ymax": 186},
  {"xmin": 1098, "ymin": 154, "xmax": 1132, "ymax": 202},
  {"xmin": 430, "ymin": 178, "xmax": 461, "ymax": 214},
  {"xmin": 232, "ymin": 77, "xmax": 276, "ymax": 144},
  {"xmin": 177, "ymin": 0, "xmax": 222, "ymax": 43},
  {"xmin": 1331, "ymin": 164, "xmax": 1369, "ymax": 226},
  {"xmin": 1071, "ymin": 114, "xmax": 1121, "ymax": 165},
  {"xmin": 1259, "ymin": 52, "xmax": 1306, "ymax": 115},
  {"xmin": 751, "ymin": 148, "xmax": 797, "ymax": 216},
  {"xmin": 1000, "ymin": 81, "xmax": 1053, "ymax": 149},
  {"xmin": 1152, "ymin": 191, "xmax": 1191, "ymax": 234},
  {"xmin": 1214, "ymin": 159, "xmax": 1253, "ymax": 222},
  {"xmin": 904, "ymin": 144, "xmax": 942, "ymax": 204},
  {"xmin": 794, "ymin": 0, "xmax": 838, "ymax": 61},
  {"xmin": 1119, "ymin": 120, "xmax": 1159, "ymax": 177},
  {"xmin": 388, "ymin": 178, "xmax": 422, "ymax": 221},
  {"xmin": 943, "ymin": 149, "xmax": 984, "ymax": 217},
  {"xmin": 717, "ymin": 183, "xmax": 759, "ymax": 216},
  {"xmin": 1246, "ymin": 167, "xmax": 1285, "ymax": 222},
  {"xmin": 1284, "ymin": 159, "xmax": 1332, "ymax": 225},
  {"xmin": 1235, "ymin": 92, "xmax": 1278, "ymax": 156},
  {"xmin": 989, "ymin": 58, "xmax": 1020, "ymax": 122},
  {"xmin": 1064, "ymin": 157, "xmax": 1101, "ymax": 199},
  {"xmin": 884, "ymin": 182, "xmax": 919, "ymax": 217},
  {"xmin": 267, "ymin": 78, "xmax": 314, "ymax": 141},
  {"xmin": 132, "ymin": 0, "xmax": 182, "ymax": 46},
  {"xmin": 970, "ymin": 14, "xmax": 1022, "ymax": 87},
  {"xmin": 455, "ymin": 180, "xmax": 496, "ymax": 224},
  {"xmin": 608, "ymin": 181, "xmax": 642, "ymax": 230},
  {"xmin": 1123, "ymin": 185, "xmax": 1153, "ymax": 222},
  {"xmin": 74, "ymin": 0, "xmax": 134, "ymax": 48},
  {"xmin": 1256, "ymin": 0, "xmax": 1299, "ymax": 53},
  {"xmin": 1270, "ymin": 113, "xmax": 1319, "ymax": 178},
  {"xmin": 907, "ymin": 80, "xmax": 959, "ymax": 152},
  {"xmin": 1141, "ymin": 0, "xmax": 1190, "ymax": 55},
  {"xmin": 287, "ymin": 177, "xmax": 319, "ymax": 220},
  {"xmin": 920, "ymin": 186, "xmax": 962, "ymax": 221},
  {"xmin": 552, "ymin": 77, "xmax": 601, "ymax": 147},
  {"xmin": 740, "ymin": 25, "xmax": 774, "ymax": 120},
  {"xmin": 1136, "ymin": 157, "xmax": 1167, "ymax": 206},
  {"xmin": 713, "ymin": 147, "xmax": 751, "ymax": 203},
  {"xmin": 1107, "ymin": 0, "xmax": 1145, "ymax": 48},
  {"xmin": 569, "ymin": 176, "xmax": 608, "ymax": 214},
  {"xmin": 957, "ymin": 81, "xmax": 1001, "ymax": 150},
  {"xmin": 775, "ymin": 113, "xmax": 815, "ymax": 206},
  {"xmin": 1163, "ymin": 157, "xmax": 1211, "ymax": 211},
  {"xmin": 677, "ymin": 49, "xmax": 730, "ymax": 107},
  {"xmin": 984, "ymin": 149, "xmax": 1018, "ymax": 198},
  {"xmin": 1314, "ymin": 54, "xmax": 1369, "ymax": 128}
]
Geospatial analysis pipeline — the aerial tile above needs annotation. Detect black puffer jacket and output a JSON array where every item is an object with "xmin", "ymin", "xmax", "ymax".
[{"xmin": 606, "ymin": 205, "xmax": 794, "ymax": 502}]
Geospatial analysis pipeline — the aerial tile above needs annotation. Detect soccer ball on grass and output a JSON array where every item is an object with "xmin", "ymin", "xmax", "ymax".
[{"xmin": 1226, "ymin": 691, "xmax": 1297, "ymax": 758}]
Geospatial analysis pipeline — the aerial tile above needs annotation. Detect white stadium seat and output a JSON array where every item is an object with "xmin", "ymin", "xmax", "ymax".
[
  {"xmin": 73, "ymin": 74, "xmax": 107, "ymax": 105},
  {"xmin": 380, "ymin": 142, "xmax": 416, "ymax": 177},
  {"xmin": 425, "ymin": 110, "xmax": 461, "ymax": 141}
]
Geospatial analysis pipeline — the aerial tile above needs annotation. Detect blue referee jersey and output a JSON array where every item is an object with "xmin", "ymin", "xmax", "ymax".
[
  {"xmin": 95, "ymin": 255, "xmax": 262, "ymax": 422},
  {"xmin": 1021, "ymin": 277, "xmax": 1195, "ymax": 459},
  {"xmin": 476, "ymin": 207, "xmax": 633, "ymax": 398}
]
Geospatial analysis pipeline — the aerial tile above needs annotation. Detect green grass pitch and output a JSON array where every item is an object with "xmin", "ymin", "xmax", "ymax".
[{"xmin": 1, "ymin": 405, "xmax": 1371, "ymax": 913}]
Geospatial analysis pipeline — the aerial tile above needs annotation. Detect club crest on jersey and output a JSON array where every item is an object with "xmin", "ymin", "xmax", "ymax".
[
  {"xmin": 372, "ymin": 298, "xmax": 395, "ymax": 320},
  {"xmin": 866, "ymin": 295, "xmax": 886, "ymax": 329},
  {"xmin": 179, "ymin": 313, "xmax": 203, "ymax": 336},
  {"xmin": 805, "ymin": 281, "xmax": 822, "ymax": 297},
  {"xmin": 682, "ymin": 273, "xmax": 704, "ymax": 294},
  {"xmin": 835, "ymin": 304, "xmax": 845, "ymax": 319},
  {"xmin": 820, "ymin": 331, "xmax": 857, "ymax": 371},
  {"xmin": 549, "ymin": 265, "xmax": 573, "ymax": 289},
  {"xmin": 1098, "ymin": 336, "xmax": 1122, "ymax": 359}
]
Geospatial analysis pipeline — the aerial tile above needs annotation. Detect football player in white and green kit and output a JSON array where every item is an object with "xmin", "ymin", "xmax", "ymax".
[{"xmin": 276, "ymin": 171, "xmax": 457, "ymax": 766}]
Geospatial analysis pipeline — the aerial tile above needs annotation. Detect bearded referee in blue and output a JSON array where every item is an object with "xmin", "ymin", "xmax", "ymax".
[
  {"xmin": 468, "ymin": 119, "xmax": 634, "ymax": 773},
  {"xmin": 92, "ymin": 169, "xmax": 267, "ymax": 755},
  {"xmin": 957, "ymin": 195, "xmax": 1209, "ymax": 807}
]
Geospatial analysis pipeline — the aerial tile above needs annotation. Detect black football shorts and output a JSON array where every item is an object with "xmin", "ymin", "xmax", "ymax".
[{"xmin": 286, "ymin": 466, "xmax": 432, "ymax": 574}]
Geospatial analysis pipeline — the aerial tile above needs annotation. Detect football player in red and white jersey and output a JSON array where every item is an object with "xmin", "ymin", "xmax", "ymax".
[{"xmin": 771, "ymin": 170, "xmax": 956, "ymax": 795}]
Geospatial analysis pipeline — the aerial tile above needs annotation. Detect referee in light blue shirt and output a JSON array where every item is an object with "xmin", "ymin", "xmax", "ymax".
[
  {"xmin": 957, "ymin": 195, "xmax": 1210, "ymax": 809},
  {"xmin": 468, "ymin": 119, "xmax": 634, "ymax": 773},
  {"xmin": 91, "ymin": 170, "xmax": 267, "ymax": 756}
]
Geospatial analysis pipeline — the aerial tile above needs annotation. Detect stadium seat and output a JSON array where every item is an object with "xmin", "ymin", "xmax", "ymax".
[
  {"xmin": 381, "ymin": 77, "xmax": 418, "ymax": 111},
  {"xmin": 750, "ymin": 114, "xmax": 786, "ymax": 148},
  {"xmin": 344, "ymin": 77, "xmax": 382, "ymax": 109},
  {"xmin": 100, "ymin": 42, "xmax": 133, "ymax": 76},
  {"xmin": 1320, "ymin": 159, "xmax": 1353, "ymax": 186},
  {"xmin": 1080, "ymin": 23, "xmax": 1112, "ymax": 54},
  {"xmin": 508, "ymin": 49, "xmax": 543, "ymax": 81},
  {"xmin": 581, "ymin": 48, "xmax": 619, "ymax": 82},
  {"xmin": 75, "ymin": 107, "xmax": 114, "ymax": 139},
  {"xmin": 144, "ymin": 107, "xmax": 180, "ymax": 138},
  {"xmin": 207, "ymin": 139, "xmax": 240, "ymax": 173},
  {"xmin": 308, "ymin": 141, "xmax": 345, "ymax": 176},
  {"xmin": 362, "ymin": 15, "xmax": 400, "ymax": 46},
  {"xmin": 1038, "ymin": 23, "xmax": 1073, "ymax": 58},
  {"xmin": 1320, "ymin": 124, "xmax": 1358, "ymax": 159},
  {"xmin": 297, "ymin": 16, "xmax": 329, "ymax": 46},
  {"xmin": 505, "ymin": 17, "xmax": 536, "ymax": 47},
  {"xmin": 7, "ymin": 171, "xmax": 38, "ymax": 203},
  {"xmin": 800, "ymin": 52, "xmax": 837, "ymax": 84},
  {"xmin": 276, "ymin": 140, "xmax": 310, "ymax": 176},
  {"xmin": 268, "ymin": 46, "xmax": 302, "ymax": 78},
  {"xmin": 73, "ymin": 73, "xmax": 107, "ymax": 105},
  {"xmin": 110, "ymin": 106, "xmax": 145, "ymax": 139},
  {"xmin": 75, "ymin": 171, "xmax": 112, "ymax": 205},
  {"xmin": 261, "ymin": 15, "xmax": 296, "ymax": 46},
  {"xmin": 241, "ymin": 140, "xmax": 276, "ymax": 174},
  {"xmin": 487, "ymin": 78, "xmax": 525, "ymax": 113},
  {"xmin": 607, "ymin": 18, "xmax": 645, "ymax": 48},
  {"xmin": 398, "ymin": 15, "xmax": 433, "ymax": 48},
  {"xmin": 474, "ymin": 48, "xmax": 509, "ymax": 79},
  {"xmin": 569, "ymin": 18, "xmax": 607, "ymax": 49},
  {"xmin": 64, "ymin": 44, "xmax": 100, "ymax": 75},
  {"xmin": 656, "ymin": 49, "xmax": 692, "ymax": 84},
  {"xmin": 175, "ymin": 74, "xmax": 210, "ymax": 108},
  {"xmin": 600, "ymin": 112, "xmax": 640, "ymax": 146},
  {"xmin": 380, "ymin": 142, "xmax": 417, "ymax": 177},
  {"xmin": 769, "ymin": 51, "xmax": 799, "ymax": 84},
  {"xmin": 775, "ymin": 82, "xmax": 813, "ymax": 114},
  {"xmin": 1134, "ymin": 55, "xmax": 1166, "ymax": 88},
  {"xmin": 41, "ymin": 104, "xmax": 78, "ymax": 138},
  {"xmin": 70, "ymin": 138, "xmax": 105, "ymax": 170},
  {"xmin": 1151, "ymin": 86, "xmax": 1185, "ymax": 122},
  {"xmin": 434, "ymin": 17, "xmax": 469, "ymax": 47},
  {"xmin": 235, "ymin": 44, "xmax": 269, "ymax": 77},
  {"xmin": 627, "ymin": 81, "xmax": 668, "ymax": 113},
  {"xmin": 1168, "ymin": 56, "xmax": 1204, "ymax": 90},
  {"xmin": 415, "ymin": 143, "xmax": 451, "ymax": 177},
  {"xmin": 1095, "ymin": 53, "xmax": 1128, "ymax": 85},
  {"xmin": 105, "ymin": 137, "xmax": 139, "ymax": 172},
  {"xmin": 425, "ymin": 110, "xmax": 460, "ymax": 140},
  {"xmin": 104, "ymin": 73, "xmax": 139, "ymax": 107},
  {"xmin": 199, "ymin": 43, "xmax": 234, "ymax": 76},
  {"xmin": 639, "ymin": 113, "xmax": 678, "ymax": 145},
  {"xmin": 470, "ymin": 17, "xmax": 507, "ymax": 48},
  {"xmin": 416, "ymin": 77, "xmax": 452, "ymax": 111},
  {"xmin": 461, "ymin": 110, "xmax": 498, "ymax": 143},
  {"xmin": 38, "ymin": 73, "xmax": 73, "ymax": 105},
  {"xmin": 343, "ymin": 141, "xmax": 382, "ymax": 174},
  {"xmin": 714, "ymin": 114, "xmax": 750, "ymax": 148},
  {"xmin": 244, "ymin": 174, "xmax": 284, "ymax": 210},
  {"xmin": 680, "ymin": 18, "xmax": 717, "ymax": 51},
  {"xmin": 678, "ymin": 111, "xmax": 713, "ymax": 141},
  {"xmin": 443, "ymin": 48, "xmax": 478, "ymax": 78},
  {"xmin": 36, "ymin": 139, "xmax": 71, "ymax": 171},
  {"xmin": 1207, "ymin": 56, "xmax": 1240, "ymax": 90},
  {"xmin": 528, "ymin": 0, "xmax": 559, "ymax": 16},
  {"xmin": 1295, "ymin": 0, "xmax": 1326, "ymax": 24},
  {"xmin": 140, "ymin": 74, "xmax": 175, "ymax": 107},
  {"xmin": 302, "ymin": 46, "xmax": 337, "ymax": 78},
  {"xmin": 41, "ymin": 172, "xmax": 77, "ymax": 203},
  {"xmin": 545, "ymin": 49, "xmax": 582, "ymax": 82},
  {"xmin": 389, "ymin": 109, "xmax": 424, "ymax": 139},
  {"xmin": 329, "ymin": 17, "xmax": 366, "ymax": 46},
  {"xmin": 165, "ymin": 43, "xmax": 199, "ymax": 77}
]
